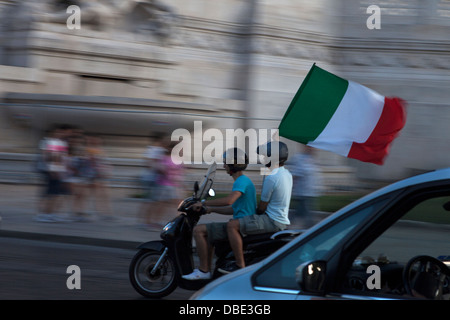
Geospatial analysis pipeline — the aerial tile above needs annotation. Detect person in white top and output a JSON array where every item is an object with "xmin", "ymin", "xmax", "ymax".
[
  {"xmin": 288, "ymin": 145, "xmax": 322, "ymax": 228},
  {"xmin": 35, "ymin": 124, "xmax": 72, "ymax": 222},
  {"xmin": 259, "ymin": 165, "xmax": 292, "ymax": 225}
]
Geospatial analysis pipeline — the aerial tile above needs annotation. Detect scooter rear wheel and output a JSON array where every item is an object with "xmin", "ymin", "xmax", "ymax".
[{"xmin": 129, "ymin": 249, "xmax": 178, "ymax": 298}]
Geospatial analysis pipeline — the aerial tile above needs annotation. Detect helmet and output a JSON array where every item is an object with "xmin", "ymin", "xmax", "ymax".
[
  {"xmin": 256, "ymin": 141, "xmax": 288, "ymax": 167},
  {"xmin": 223, "ymin": 148, "xmax": 248, "ymax": 173}
]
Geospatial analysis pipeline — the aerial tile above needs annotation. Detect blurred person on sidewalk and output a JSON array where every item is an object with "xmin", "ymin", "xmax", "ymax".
[
  {"xmin": 288, "ymin": 145, "xmax": 322, "ymax": 229},
  {"xmin": 84, "ymin": 134, "xmax": 114, "ymax": 221},
  {"xmin": 66, "ymin": 130, "xmax": 89, "ymax": 221},
  {"xmin": 137, "ymin": 133, "xmax": 167, "ymax": 229},
  {"xmin": 35, "ymin": 127, "xmax": 52, "ymax": 215},
  {"xmin": 150, "ymin": 141, "xmax": 185, "ymax": 229},
  {"xmin": 34, "ymin": 124, "xmax": 73, "ymax": 222}
]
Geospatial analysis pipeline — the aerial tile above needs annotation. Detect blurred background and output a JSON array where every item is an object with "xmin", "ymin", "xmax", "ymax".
[{"xmin": 0, "ymin": 0, "xmax": 449, "ymax": 196}]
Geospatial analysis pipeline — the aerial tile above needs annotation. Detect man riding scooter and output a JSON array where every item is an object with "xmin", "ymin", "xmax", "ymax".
[
  {"xmin": 182, "ymin": 148, "xmax": 257, "ymax": 280},
  {"xmin": 129, "ymin": 149, "xmax": 298, "ymax": 298},
  {"xmin": 219, "ymin": 141, "xmax": 293, "ymax": 274}
]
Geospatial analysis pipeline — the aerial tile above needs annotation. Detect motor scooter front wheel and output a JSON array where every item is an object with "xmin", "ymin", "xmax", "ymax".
[{"xmin": 129, "ymin": 249, "xmax": 178, "ymax": 298}]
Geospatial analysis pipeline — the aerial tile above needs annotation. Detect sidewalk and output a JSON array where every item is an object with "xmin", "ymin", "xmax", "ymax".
[{"xmin": 0, "ymin": 183, "xmax": 231, "ymax": 249}]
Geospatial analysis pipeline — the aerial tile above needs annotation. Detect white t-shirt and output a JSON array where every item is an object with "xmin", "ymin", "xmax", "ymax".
[
  {"xmin": 260, "ymin": 166, "xmax": 293, "ymax": 225},
  {"xmin": 44, "ymin": 138, "xmax": 68, "ymax": 173}
]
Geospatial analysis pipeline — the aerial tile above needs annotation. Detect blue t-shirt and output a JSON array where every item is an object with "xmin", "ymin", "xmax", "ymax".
[{"xmin": 231, "ymin": 175, "xmax": 257, "ymax": 219}]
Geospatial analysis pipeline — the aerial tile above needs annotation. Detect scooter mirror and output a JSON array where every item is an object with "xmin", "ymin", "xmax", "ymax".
[{"xmin": 194, "ymin": 181, "xmax": 199, "ymax": 196}]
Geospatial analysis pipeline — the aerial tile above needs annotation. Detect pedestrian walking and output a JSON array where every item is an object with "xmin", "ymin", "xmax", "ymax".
[
  {"xmin": 137, "ymin": 134, "xmax": 167, "ymax": 229},
  {"xmin": 288, "ymin": 146, "xmax": 322, "ymax": 228},
  {"xmin": 34, "ymin": 124, "xmax": 72, "ymax": 222}
]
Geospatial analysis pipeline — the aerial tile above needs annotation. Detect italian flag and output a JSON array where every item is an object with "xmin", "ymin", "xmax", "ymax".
[{"xmin": 279, "ymin": 64, "xmax": 406, "ymax": 165}]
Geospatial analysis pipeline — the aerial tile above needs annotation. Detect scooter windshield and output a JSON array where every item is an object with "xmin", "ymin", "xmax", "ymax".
[{"xmin": 197, "ymin": 162, "xmax": 217, "ymax": 200}]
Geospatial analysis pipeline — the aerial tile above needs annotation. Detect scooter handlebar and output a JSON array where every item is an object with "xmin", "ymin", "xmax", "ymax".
[{"xmin": 178, "ymin": 197, "xmax": 208, "ymax": 215}]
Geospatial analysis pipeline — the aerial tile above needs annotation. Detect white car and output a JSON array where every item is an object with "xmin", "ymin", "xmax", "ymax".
[{"xmin": 192, "ymin": 168, "xmax": 450, "ymax": 300}]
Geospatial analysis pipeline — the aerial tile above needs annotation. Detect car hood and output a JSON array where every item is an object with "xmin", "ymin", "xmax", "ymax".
[{"xmin": 191, "ymin": 263, "xmax": 269, "ymax": 300}]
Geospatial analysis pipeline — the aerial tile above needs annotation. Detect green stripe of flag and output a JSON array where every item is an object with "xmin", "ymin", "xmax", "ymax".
[{"xmin": 279, "ymin": 64, "xmax": 349, "ymax": 144}]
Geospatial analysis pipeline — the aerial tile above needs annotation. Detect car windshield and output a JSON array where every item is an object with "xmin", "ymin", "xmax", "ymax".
[{"xmin": 253, "ymin": 197, "xmax": 390, "ymax": 291}]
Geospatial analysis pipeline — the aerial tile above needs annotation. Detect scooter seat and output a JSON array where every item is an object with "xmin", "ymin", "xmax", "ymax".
[
  {"xmin": 213, "ymin": 232, "xmax": 275, "ymax": 247},
  {"xmin": 242, "ymin": 232, "xmax": 275, "ymax": 245}
]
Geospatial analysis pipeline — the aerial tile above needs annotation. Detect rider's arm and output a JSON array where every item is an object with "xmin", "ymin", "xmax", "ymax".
[
  {"xmin": 204, "ymin": 190, "xmax": 242, "ymax": 207},
  {"xmin": 256, "ymin": 200, "xmax": 269, "ymax": 215},
  {"xmin": 206, "ymin": 206, "xmax": 234, "ymax": 215},
  {"xmin": 191, "ymin": 191, "xmax": 242, "ymax": 215},
  {"xmin": 256, "ymin": 175, "xmax": 274, "ymax": 215}
]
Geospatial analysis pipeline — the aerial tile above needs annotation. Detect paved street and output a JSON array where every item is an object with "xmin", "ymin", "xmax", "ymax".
[
  {"xmin": 0, "ymin": 237, "xmax": 192, "ymax": 300},
  {"xmin": 0, "ymin": 182, "xmax": 230, "ymax": 300},
  {"xmin": 1, "ymin": 182, "xmax": 448, "ymax": 301}
]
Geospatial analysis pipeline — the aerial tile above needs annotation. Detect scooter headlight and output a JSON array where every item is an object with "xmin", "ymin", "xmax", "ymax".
[{"xmin": 163, "ymin": 221, "xmax": 175, "ymax": 232}]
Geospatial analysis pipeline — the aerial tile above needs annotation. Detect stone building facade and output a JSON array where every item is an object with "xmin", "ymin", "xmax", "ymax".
[{"xmin": 0, "ymin": 0, "xmax": 449, "ymax": 186}]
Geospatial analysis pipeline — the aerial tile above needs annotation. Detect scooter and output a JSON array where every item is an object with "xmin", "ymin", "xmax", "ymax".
[{"xmin": 129, "ymin": 163, "xmax": 302, "ymax": 298}]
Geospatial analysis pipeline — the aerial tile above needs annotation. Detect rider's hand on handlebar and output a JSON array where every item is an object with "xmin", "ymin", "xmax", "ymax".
[
  {"xmin": 190, "ymin": 202, "xmax": 211, "ymax": 214},
  {"xmin": 190, "ymin": 202, "xmax": 202, "ymax": 212}
]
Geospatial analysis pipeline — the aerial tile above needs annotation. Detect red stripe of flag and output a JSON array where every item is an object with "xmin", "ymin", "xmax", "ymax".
[{"xmin": 347, "ymin": 97, "xmax": 407, "ymax": 165}]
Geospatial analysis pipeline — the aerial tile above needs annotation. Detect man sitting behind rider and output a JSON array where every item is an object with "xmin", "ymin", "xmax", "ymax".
[
  {"xmin": 182, "ymin": 148, "xmax": 256, "ymax": 280},
  {"xmin": 219, "ymin": 141, "xmax": 293, "ymax": 274}
]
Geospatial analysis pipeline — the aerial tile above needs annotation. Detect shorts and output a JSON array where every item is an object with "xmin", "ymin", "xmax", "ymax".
[
  {"xmin": 206, "ymin": 222, "xmax": 229, "ymax": 245},
  {"xmin": 238, "ymin": 213, "xmax": 287, "ymax": 237},
  {"xmin": 44, "ymin": 172, "xmax": 69, "ymax": 196},
  {"xmin": 205, "ymin": 214, "xmax": 287, "ymax": 245}
]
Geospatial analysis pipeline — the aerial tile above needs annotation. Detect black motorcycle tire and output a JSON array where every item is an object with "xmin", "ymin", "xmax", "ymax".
[{"xmin": 129, "ymin": 249, "xmax": 178, "ymax": 298}]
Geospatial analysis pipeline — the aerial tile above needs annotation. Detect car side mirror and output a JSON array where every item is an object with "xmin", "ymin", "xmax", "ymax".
[
  {"xmin": 443, "ymin": 201, "xmax": 450, "ymax": 211},
  {"xmin": 296, "ymin": 260, "xmax": 327, "ymax": 295}
]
